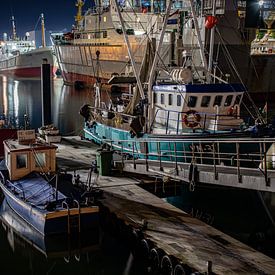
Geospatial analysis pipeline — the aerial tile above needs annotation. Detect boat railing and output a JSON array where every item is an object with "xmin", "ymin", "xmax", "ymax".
[
  {"xmin": 6, "ymin": 180, "xmax": 26, "ymax": 200},
  {"xmin": 107, "ymin": 138, "xmax": 275, "ymax": 187}
]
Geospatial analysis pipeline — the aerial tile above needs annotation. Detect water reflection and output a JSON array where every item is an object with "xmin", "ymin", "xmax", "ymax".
[{"xmin": 0, "ymin": 75, "xmax": 93, "ymax": 135}]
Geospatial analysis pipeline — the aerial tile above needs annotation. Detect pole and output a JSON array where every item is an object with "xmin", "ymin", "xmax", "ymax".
[
  {"xmin": 41, "ymin": 13, "xmax": 46, "ymax": 48},
  {"xmin": 113, "ymin": 0, "xmax": 145, "ymax": 99},
  {"xmin": 147, "ymin": 0, "xmax": 173, "ymax": 131},
  {"xmin": 188, "ymin": 0, "xmax": 208, "ymax": 74},
  {"xmin": 41, "ymin": 58, "xmax": 51, "ymax": 126},
  {"xmin": 207, "ymin": 0, "xmax": 217, "ymax": 81}
]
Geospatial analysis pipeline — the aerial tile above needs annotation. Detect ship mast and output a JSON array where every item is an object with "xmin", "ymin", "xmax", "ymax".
[
  {"xmin": 11, "ymin": 16, "xmax": 17, "ymax": 40},
  {"xmin": 75, "ymin": 0, "xmax": 85, "ymax": 30},
  {"xmin": 41, "ymin": 13, "xmax": 46, "ymax": 47}
]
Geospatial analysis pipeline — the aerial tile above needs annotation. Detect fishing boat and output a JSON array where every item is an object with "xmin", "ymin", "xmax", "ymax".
[
  {"xmin": 0, "ymin": 130, "xmax": 99, "ymax": 236},
  {"xmin": 51, "ymin": 0, "xmax": 178, "ymax": 87},
  {"xmin": 79, "ymin": 0, "xmax": 275, "ymax": 168},
  {"xmin": 0, "ymin": 15, "xmax": 57, "ymax": 77}
]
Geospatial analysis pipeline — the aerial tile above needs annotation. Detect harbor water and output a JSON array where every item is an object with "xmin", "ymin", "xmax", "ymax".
[{"xmin": 0, "ymin": 75, "xmax": 274, "ymax": 275}]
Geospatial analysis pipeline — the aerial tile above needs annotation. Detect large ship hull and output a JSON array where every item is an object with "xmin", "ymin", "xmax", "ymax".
[
  {"xmin": 0, "ymin": 47, "xmax": 57, "ymax": 77},
  {"xmin": 54, "ymin": 43, "xmax": 144, "ymax": 86}
]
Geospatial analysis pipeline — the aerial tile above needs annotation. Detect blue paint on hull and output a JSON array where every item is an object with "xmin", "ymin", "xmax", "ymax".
[{"xmin": 0, "ymin": 178, "xmax": 99, "ymax": 236}]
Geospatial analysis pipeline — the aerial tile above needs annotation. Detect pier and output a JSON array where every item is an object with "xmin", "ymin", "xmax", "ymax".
[
  {"xmin": 107, "ymin": 137, "xmax": 275, "ymax": 193},
  {"xmin": 56, "ymin": 137, "xmax": 275, "ymax": 274}
]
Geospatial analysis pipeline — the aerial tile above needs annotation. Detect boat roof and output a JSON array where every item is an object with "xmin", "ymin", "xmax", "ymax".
[
  {"xmin": 4, "ymin": 139, "xmax": 57, "ymax": 153},
  {"xmin": 153, "ymin": 83, "xmax": 246, "ymax": 93}
]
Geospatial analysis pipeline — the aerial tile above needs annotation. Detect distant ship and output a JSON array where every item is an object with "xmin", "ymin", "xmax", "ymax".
[
  {"xmin": 0, "ymin": 14, "xmax": 57, "ymax": 77},
  {"xmin": 51, "ymin": 0, "xmax": 178, "ymax": 87}
]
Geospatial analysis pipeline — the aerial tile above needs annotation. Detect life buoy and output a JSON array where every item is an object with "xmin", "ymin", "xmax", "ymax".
[
  {"xmin": 183, "ymin": 110, "xmax": 201, "ymax": 128},
  {"xmin": 227, "ymin": 106, "xmax": 237, "ymax": 116}
]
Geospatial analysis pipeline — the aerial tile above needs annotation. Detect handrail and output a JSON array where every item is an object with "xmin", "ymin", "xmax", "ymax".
[
  {"xmin": 62, "ymin": 201, "xmax": 70, "ymax": 234},
  {"xmin": 103, "ymin": 137, "xmax": 275, "ymax": 186},
  {"xmin": 73, "ymin": 199, "xmax": 81, "ymax": 233}
]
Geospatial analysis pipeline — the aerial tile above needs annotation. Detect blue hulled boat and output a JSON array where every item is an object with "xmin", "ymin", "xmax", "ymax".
[{"xmin": 0, "ymin": 130, "xmax": 99, "ymax": 236}]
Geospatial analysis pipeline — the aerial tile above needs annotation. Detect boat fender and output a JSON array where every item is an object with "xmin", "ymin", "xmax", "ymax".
[
  {"xmin": 79, "ymin": 104, "xmax": 93, "ymax": 121},
  {"xmin": 160, "ymin": 255, "xmax": 173, "ymax": 275},
  {"xmin": 188, "ymin": 163, "xmax": 198, "ymax": 192},
  {"xmin": 130, "ymin": 116, "xmax": 145, "ymax": 138},
  {"xmin": 183, "ymin": 110, "xmax": 201, "ymax": 128},
  {"xmin": 149, "ymin": 248, "xmax": 161, "ymax": 271},
  {"xmin": 173, "ymin": 264, "xmax": 186, "ymax": 275},
  {"xmin": 138, "ymin": 238, "xmax": 150, "ymax": 259}
]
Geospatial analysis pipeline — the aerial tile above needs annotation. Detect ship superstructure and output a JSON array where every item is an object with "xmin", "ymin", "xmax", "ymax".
[
  {"xmin": 0, "ymin": 15, "xmax": 56, "ymax": 77},
  {"xmin": 51, "ymin": 0, "xmax": 180, "ymax": 87}
]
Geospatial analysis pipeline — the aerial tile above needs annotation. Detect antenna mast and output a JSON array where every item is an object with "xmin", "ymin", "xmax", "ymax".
[
  {"xmin": 11, "ymin": 16, "xmax": 17, "ymax": 40},
  {"xmin": 41, "ymin": 13, "xmax": 46, "ymax": 47},
  {"xmin": 75, "ymin": 0, "xmax": 85, "ymax": 30}
]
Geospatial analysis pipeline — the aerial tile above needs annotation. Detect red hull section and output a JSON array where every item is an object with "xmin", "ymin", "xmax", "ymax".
[
  {"xmin": 0, "ymin": 129, "xmax": 17, "ymax": 157},
  {"xmin": 0, "ymin": 66, "xmax": 57, "ymax": 78},
  {"xmin": 62, "ymin": 71, "xmax": 108, "ymax": 87}
]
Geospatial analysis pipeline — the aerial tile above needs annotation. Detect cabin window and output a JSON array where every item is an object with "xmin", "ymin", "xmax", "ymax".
[
  {"xmin": 201, "ymin": 96, "xmax": 211, "ymax": 107},
  {"xmin": 160, "ymin": 94, "xmax": 164, "ymax": 104},
  {"xmin": 213, "ymin": 95, "xmax": 223, "ymax": 106},
  {"xmin": 187, "ymin": 96, "xmax": 197, "ymax": 108},
  {"xmin": 224, "ymin": 95, "xmax": 233, "ymax": 106},
  {"xmin": 16, "ymin": 154, "xmax": 27, "ymax": 169},
  {"xmin": 35, "ymin": 153, "xmax": 46, "ymax": 168},
  {"xmin": 168, "ymin": 94, "xmax": 173, "ymax": 105},
  {"xmin": 153, "ymin": 93, "xmax": 157, "ymax": 103},
  {"xmin": 177, "ymin": 95, "xmax": 181, "ymax": 106},
  {"xmin": 234, "ymin": 94, "xmax": 242, "ymax": 105}
]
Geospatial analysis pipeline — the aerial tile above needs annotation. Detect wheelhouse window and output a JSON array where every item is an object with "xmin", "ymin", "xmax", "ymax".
[
  {"xmin": 160, "ymin": 94, "xmax": 164, "ymax": 104},
  {"xmin": 35, "ymin": 153, "xmax": 46, "ymax": 168},
  {"xmin": 201, "ymin": 96, "xmax": 211, "ymax": 107},
  {"xmin": 234, "ymin": 94, "xmax": 242, "ymax": 105},
  {"xmin": 16, "ymin": 154, "xmax": 27, "ymax": 169},
  {"xmin": 213, "ymin": 95, "xmax": 223, "ymax": 106},
  {"xmin": 168, "ymin": 94, "xmax": 173, "ymax": 105},
  {"xmin": 153, "ymin": 93, "xmax": 157, "ymax": 104},
  {"xmin": 187, "ymin": 96, "xmax": 197, "ymax": 108},
  {"xmin": 177, "ymin": 95, "xmax": 181, "ymax": 106},
  {"xmin": 224, "ymin": 95, "xmax": 233, "ymax": 106}
]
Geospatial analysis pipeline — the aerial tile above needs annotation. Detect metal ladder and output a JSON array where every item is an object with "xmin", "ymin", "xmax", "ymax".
[{"xmin": 62, "ymin": 200, "xmax": 81, "ymax": 234}]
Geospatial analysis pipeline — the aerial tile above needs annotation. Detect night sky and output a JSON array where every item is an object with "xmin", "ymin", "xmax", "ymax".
[{"xmin": 0, "ymin": 0, "xmax": 89, "ymax": 37}]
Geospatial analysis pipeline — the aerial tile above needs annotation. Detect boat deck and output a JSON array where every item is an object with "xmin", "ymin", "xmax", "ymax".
[{"xmin": 56, "ymin": 136, "xmax": 275, "ymax": 274}]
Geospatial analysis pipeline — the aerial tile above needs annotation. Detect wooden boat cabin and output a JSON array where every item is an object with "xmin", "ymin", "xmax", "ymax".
[{"xmin": 4, "ymin": 130, "xmax": 57, "ymax": 181}]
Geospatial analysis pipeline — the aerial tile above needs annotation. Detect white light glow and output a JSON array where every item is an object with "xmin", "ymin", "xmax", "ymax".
[{"xmin": 259, "ymin": 0, "xmax": 264, "ymax": 6}]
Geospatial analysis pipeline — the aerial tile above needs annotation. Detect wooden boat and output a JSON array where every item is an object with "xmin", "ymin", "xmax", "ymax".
[
  {"xmin": 0, "ymin": 130, "xmax": 99, "ymax": 236},
  {"xmin": 0, "ymin": 198, "xmax": 100, "ymax": 258}
]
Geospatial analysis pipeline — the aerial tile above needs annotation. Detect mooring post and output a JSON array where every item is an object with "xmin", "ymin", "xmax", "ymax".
[{"xmin": 41, "ymin": 58, "xmax": 51, "ymax": 126}]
